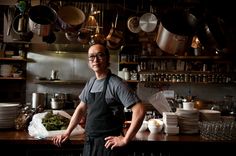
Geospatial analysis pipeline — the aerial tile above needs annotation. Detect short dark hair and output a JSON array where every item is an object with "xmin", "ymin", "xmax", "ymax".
[{"xmin": 90, "ymin": 43, "xmax": 110, "ymax": 56}]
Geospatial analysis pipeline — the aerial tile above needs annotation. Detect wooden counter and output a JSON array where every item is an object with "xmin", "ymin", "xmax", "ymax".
[{"xmin": 0, "ymin": 129, "xmax": 235, "ymax": 156}]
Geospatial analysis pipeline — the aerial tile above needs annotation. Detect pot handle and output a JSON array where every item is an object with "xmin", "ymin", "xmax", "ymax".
[{"xmin": 114, "ymin": 12, "xmax": 118, "ymax": 28}]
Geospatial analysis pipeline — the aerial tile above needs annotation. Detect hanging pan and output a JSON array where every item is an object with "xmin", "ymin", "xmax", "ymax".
[
  {"xmin": 139, "ymin": 12, "xmax": 158, "ymax": 33},
  {"xmin": 127, "ymin": 16, "xmax": 141, "ymax": 33}
]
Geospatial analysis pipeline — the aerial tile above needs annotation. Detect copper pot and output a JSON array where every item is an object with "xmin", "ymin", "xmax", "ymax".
[
  {"xmin": 57, "ymin": 6, "xmax": 85, "ymax": 32},
  {"xmin": 106, "ymin": 13, "xmax": 124, "ymax": 50}
]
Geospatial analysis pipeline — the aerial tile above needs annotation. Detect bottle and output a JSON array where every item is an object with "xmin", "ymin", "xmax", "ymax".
[{"xmin": 123, "ymin": 68, "xmax": 130, "ymax": 80}]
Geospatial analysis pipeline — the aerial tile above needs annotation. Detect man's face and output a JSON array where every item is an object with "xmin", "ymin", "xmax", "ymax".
[{"xmin": 88, "ymin": 44, "xmax": 109, "ymax": 72}]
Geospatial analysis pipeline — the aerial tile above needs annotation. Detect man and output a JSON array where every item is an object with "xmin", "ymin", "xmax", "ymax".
[{"xmin": 52, "ymin": 43, "xmax": 145, "ymax": 156}]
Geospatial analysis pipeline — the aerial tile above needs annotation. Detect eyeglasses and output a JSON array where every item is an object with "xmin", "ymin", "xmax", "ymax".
[{"xmin": 88, "ymin": 52, "xmax": 106, "ymax": 61}]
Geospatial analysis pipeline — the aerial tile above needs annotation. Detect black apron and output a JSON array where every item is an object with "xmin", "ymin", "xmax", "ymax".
[{"xmin": 83, "ymin": 73, "xmax": 126, "ymax": 156}]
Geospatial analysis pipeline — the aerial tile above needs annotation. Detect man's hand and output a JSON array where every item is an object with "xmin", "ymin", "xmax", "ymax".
[{"xmin": 104, "ymin": 136, "xmax": 127, "ymax": 149}]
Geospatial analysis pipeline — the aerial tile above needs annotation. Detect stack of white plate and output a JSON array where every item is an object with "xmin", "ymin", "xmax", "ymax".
[
  {"xmin": 176, "ymin": 108, "xmax": 199, "ymax": 134},
  {"xmin": 163, "ymin": 112, "xmax": 179, "ymax": 135},
  {"xmin": 199, "ymin": 109, "xmax": 221, "ymax": 121},
  {"xmin": 163, "ymin": 112, "xmax": 178, "ymax": 125},
  {"xmin": 0, "ymin": 103, "xmax": 20, "ymax": 129}
]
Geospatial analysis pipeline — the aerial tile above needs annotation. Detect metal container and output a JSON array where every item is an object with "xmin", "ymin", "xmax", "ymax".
[
  {"xmin": 50, "ymin": 98, "xmax": 64, "ymax": 109},
  {"xmin": 156, "ymin": 9, "xmax": 198, "ymax": 55},
  {"xmin": 32, "ymin": 93, "xmax": 46, "ymax": 110}
]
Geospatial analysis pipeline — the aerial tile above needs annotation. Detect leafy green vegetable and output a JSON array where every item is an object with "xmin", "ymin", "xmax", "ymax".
[{"xmin": 42, "ymin": 111, "xmax": 70, "ymax": 131}]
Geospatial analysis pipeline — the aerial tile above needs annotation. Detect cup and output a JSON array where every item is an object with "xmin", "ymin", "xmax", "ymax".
[{"xmin": 183, "ymin": 102, "xmax": 194, "ymax": 110}]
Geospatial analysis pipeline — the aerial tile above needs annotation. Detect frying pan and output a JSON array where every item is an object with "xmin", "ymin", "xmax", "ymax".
[{"xmin": 139, "ymin": 12, "xmax": 158, "ymax": 33}]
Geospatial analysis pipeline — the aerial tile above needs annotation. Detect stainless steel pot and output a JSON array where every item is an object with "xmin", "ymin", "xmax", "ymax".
[
  {"xmin": 28, "ymin": 5, "xmax": 57, "ymax": 36},
  {"xmin": 156, "ymin": 22, "xmax": 191, "ymax": 56},
  {"xmin": 32, "ymin": 93, "xmax": 46, "ymax": 110},
  {"xmin": 156, "ymin": 9, "xmax": 198, "ymax": 55},
  {"xmin": 50, "ymin": 98, "xmax": 64, "ymax": 110}
]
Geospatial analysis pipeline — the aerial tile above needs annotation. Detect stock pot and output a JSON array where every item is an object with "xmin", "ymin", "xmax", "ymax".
[
  {"xmin": 28, "ymin": 5, "xmax": 57, "ymax": 36},
  {"xmin": 156, "ymin": 9, "xmax": 198, "ymax": 55}
]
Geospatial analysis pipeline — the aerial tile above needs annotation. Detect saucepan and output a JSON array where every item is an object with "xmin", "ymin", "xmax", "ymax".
[{"xmin": 106, "ymin": 13, "xmax": 124, "ymax": 50}]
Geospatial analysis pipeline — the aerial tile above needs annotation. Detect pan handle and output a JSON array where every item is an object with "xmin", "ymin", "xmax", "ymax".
[{"xmin": 114, "ymin": 12, "xmax": 118, "ymax": 28}]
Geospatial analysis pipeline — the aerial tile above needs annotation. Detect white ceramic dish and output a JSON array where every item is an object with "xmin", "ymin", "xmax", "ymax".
[{"xmin": 148, "ymin": 119, "xmax": 164, "ymax": 134}]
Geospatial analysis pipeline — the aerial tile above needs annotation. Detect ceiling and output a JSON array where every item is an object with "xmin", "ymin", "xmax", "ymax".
[{"xmin": 0, "ymin": 0, "xmax": 236, "ymax": 54}]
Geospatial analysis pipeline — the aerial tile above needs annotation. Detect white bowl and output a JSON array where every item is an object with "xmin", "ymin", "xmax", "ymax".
[
  {"xmin": 138, "ymin": 121, "xmax": 148, "ymax": 132},
  {"xmin": 148, "ymin": 119, "xmax": 163, "ymax": 134}
]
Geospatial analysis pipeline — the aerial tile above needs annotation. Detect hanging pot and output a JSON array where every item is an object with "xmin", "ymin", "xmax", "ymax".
[
  {"xmin": 156, "ymin": 9, "xmax": 198, "ymax": 55},
  {"xmin": 196, "ymin": 16, "xmax": 226, "ymax": 53},
  {"xmin": 156, "ymin": 22, "xmax": 191, "ymax": 56},
  {"xmin": 106, "ymin": 13, "xmax": 124, "ymax": 50},
  {"xmin": 77, "ymin": 28, "xmax": 92, "ymax": 44},
  {"xmin": 65, "ymin": 31, "xmax": 78, "ymax": 42},
  {"xmin": 12, "ymin": 14, "xmax": 27, "ymax": 34},
  {"xmin": 11, "ymin": 13, "xmax": 34, "ymax": 41},
  {"xmin": 57, "ymin": 6, "xmax": 85, "ymax": 32},
  {"xmin": 28, "ymin": 5, "xmax": 57, "ymax": 37},
  {"xmin": 127, "ymin": 16, "xmax": 141, "ymax": 33}
]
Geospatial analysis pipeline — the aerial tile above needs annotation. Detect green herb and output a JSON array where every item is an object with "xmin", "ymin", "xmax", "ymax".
[{"xmin": 42, "ymin": 111, "xmax": 70, "ymax": 131}]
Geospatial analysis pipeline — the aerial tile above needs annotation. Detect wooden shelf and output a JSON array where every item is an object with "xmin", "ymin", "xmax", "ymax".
[
  {"xmin": 0, "ymin": 77, "xmax": 25, "ymax": 80},
  {"xmin": 0, "ymin": 57, "xmax": 27, "ymax": 61},
  {"xmin": 33, "ymin": 80, "xmax": 87, "ymax": 85},
  {"xmin": 119, "ymin": 61, "xmax": 139, "ymax": 65},
  {"xmin": 126, "ymin": 80, "xmax": 139, "ymax": 83},
  {"xmin": 139, "ymin": 55, "xmax": 227, "ymax": 60}
]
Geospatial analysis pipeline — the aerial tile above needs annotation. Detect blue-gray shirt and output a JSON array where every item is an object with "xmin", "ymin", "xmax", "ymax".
[{"xmin": 79, "ymin": 74, "xmax": 141, "ymax": 108}]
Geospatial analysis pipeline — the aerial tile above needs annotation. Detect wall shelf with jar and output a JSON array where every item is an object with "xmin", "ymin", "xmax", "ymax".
[{"xmin": 138, "ymin": 55, "xmax": 236, "ymax": 84}]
